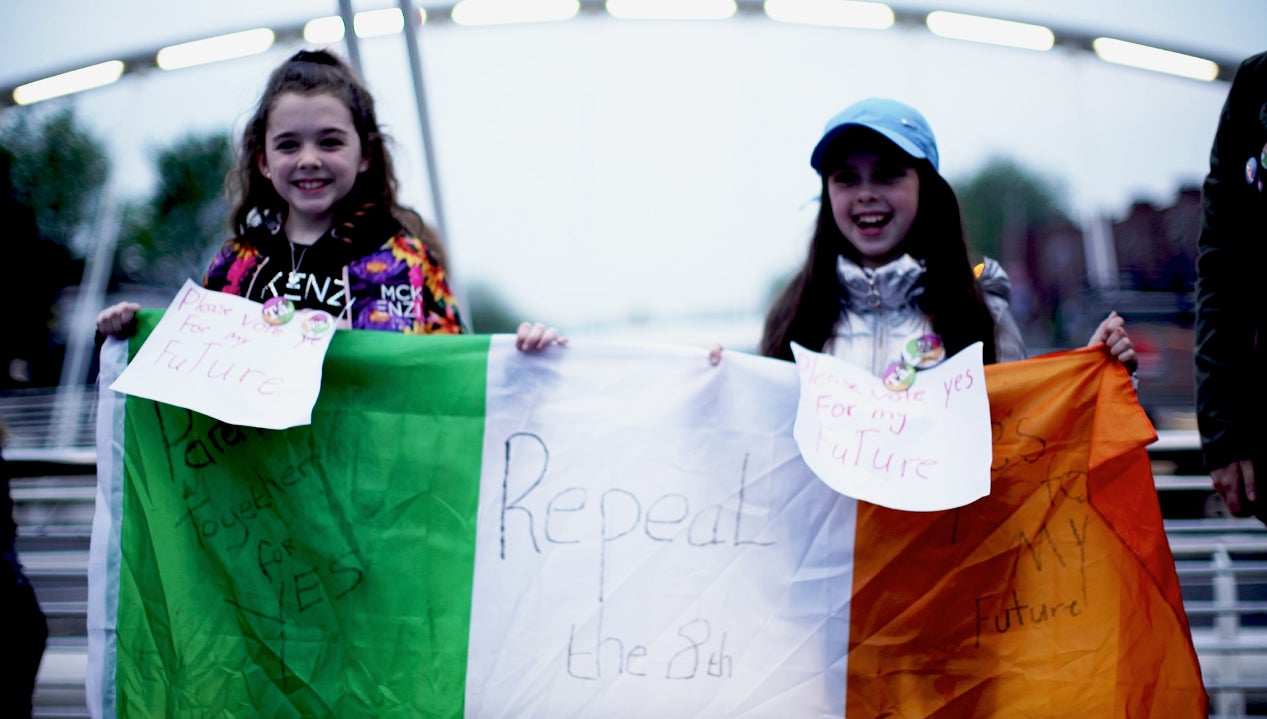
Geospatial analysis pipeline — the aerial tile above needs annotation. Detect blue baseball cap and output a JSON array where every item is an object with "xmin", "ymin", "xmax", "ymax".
[{"xmin": 810, "ymin": 98, "xmax": 939, "ymax": 173}]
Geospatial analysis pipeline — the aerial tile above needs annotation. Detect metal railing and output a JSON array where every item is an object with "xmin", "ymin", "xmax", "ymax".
[
  {"xmin": 1, "ymin": 385, "xmax": 98, "ymax": 451},
  {"xmin": 1154, "ymin": 430, "xmax": 1267, "ymax": 717}
]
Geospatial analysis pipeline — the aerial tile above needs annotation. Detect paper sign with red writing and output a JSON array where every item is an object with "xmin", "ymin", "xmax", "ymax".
[
  {"xmin": 790, "ymin": 341, "xmax": 990, "ymax": 511},
  {"xmin": 107, "ymin": 279, "xmax": 334, "ymax": 429}
]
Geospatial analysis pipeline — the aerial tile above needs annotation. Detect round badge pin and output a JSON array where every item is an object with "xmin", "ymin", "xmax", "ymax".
[
  {"xmin": 1249, "ymin": 156, "xmax": 1260, "ymax": 185},
  {"xmin": 902, "ymin": 333, "xmax": 945, "ymax": 369},
  {"xmin": 882, "ymin": 361, "xmax": 917, "ymax": 392},
  {"xmin": 1260, "ymin": 142, "xmax": 1267, "ymax": 169},
  {"xmin": 262, "ymin": 296, "xmax": 295, "ymax": 325},
  {"xmin": 300, "ymin": 310, "xmax": 335, "ymax": 339}
]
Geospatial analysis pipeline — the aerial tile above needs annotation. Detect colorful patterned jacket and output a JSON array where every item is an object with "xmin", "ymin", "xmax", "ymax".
[{"xmin": 202, "ymin": 230, "xmax": 464, "ymax": 335}]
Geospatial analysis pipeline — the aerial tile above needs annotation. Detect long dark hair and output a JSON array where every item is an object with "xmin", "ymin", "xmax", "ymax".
[
  {"xmin": 229, "ymin": 49, "xmax": 399, "ymax": 249},
  {"xmin": 760, "ymin": 133, "xmax": 997, "ymax": 364}
]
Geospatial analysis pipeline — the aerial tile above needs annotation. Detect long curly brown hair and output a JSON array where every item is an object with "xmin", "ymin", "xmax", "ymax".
[{"xmin": 228, "ymin": 49, "xmax": 400, "ymax": 251}]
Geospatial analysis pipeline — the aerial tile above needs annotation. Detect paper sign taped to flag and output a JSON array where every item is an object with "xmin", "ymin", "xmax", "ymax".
[
  {"xmin": 790, "ymin": 341, "xmax": 990, "ymax": 510},
  {"xmin": 108, "ymin": 279, "xmax": 333, "ymax": 429}
]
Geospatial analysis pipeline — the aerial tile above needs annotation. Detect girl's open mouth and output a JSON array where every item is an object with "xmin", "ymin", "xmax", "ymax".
[{"xmin": 854, "ymin": 212, "xmax": 892, "ymax": 230}]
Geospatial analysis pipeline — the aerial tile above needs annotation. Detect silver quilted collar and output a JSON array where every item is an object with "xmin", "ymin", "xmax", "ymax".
[{"xmin": 836, "ymin": 254, "xmax": 926, "ymax": 312}]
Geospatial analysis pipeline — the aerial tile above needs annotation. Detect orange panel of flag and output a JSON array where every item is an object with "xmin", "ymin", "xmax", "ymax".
[{"xmin": 848, "ymin": 347, "xmax": 1206, "ymax": 717}]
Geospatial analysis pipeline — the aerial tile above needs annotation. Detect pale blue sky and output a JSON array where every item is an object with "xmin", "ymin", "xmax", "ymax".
[{"xmin": 1, "ymin": 1, "xmax": 1261, "ymax": 336}]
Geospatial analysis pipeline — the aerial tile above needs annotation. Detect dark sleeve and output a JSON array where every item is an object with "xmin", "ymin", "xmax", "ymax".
[
  {"xmin": 1194, "ymin": 53, "xmax": 1267, "ymax": 469},
  {"xmin": 0, "ymin": 450, "xmax": 15, "ymax": 548}
]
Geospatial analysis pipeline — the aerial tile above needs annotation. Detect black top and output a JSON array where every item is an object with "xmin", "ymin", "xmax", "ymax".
[
  {"xmin": 1194, "ymin": 50, "xmax": 1267, "ymax": 470},
  {"xmin": 1, "ymin": 451, "xmax": 15, "ymax": 548}
]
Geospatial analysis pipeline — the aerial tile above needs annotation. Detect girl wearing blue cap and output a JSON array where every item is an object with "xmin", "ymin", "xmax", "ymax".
[{"xmin": 757, "ymin": 97, "xmax": 1136, "ymax": 376}]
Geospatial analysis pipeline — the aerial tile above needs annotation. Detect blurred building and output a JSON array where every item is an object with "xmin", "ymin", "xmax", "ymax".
[
  {"xmin": 998, "ymin": 185, "xmax": 1201, "ymax": 428},
  {"xmin": 1107, "ymin": 187, "xmax": 1202, "ymax": 426},
  {"xmin": 1114, "ymin": 188, "xmax": 1202, "ymax": 291},
  {"xmin": 1009, "ymin": 217, "xmax": 1095, "ymax": 350}
]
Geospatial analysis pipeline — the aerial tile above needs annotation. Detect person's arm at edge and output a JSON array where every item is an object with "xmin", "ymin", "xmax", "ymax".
[{"xmin": 1194, "ymin": 54, "xmax": 1264, "ymax": 515}]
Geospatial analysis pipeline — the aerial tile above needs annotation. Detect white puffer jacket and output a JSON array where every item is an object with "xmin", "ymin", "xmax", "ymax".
[{"xmin": 825, "ymin": 254, "xmax": 1026, "ymax": 375}]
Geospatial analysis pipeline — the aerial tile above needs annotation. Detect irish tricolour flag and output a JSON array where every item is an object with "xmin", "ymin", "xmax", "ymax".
[{"xmin": 90, "ymin": 314, "xmax": 1206, "ymax": 717}]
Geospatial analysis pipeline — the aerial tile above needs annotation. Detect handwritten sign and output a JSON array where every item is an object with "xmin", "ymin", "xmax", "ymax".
[
  {"xmin": 790, "ymin": 341, "xmax": 990, "ymax": 511},
  {"xmin": 108, "ymin": 279, "xmax": 333, "ymax": 429},
  {"xmin": 466, "ymin": 341, "xmax": 854, "ymax": 717}
]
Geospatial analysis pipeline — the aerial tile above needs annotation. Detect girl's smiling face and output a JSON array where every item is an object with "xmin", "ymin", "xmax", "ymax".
[
  {"xmin": 258, "ymin": 91, "xmax": 369, "ymax": 241},
  {"xmin": 826, "ymin": 147, "xmax": 920, "ymax": 268}
]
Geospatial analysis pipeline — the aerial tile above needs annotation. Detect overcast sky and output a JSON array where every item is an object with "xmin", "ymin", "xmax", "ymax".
[{"xmin": 1, "ymin": 1, "xmax": 1262, "ymax": 342}]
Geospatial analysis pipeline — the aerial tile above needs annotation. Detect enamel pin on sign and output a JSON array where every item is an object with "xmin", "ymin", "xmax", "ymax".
[
  {"xmin": 262, "ymin": 296, "xmax": 296, "ymax": 325},
  {"xmin": 903, "ymin": 333, "xmax": 945, "ymax": 369},
  {"xmin": 300, "ymin": 310, "xmax": 335, "ymax": 339},
  {"xmin": 882, "ymin": 333, "xmax": 945, "ymax": 392}
]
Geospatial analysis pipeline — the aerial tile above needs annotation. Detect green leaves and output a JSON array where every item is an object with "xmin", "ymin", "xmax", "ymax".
[
  {"xmin": 116, "ymin": 132, "xmax": 232, "ymax": 289},
  {"xmin": 1, "ymin": 106, "xmax": 110, "ymax": 250},
  {"xmin": 952, "ymin": 157, "xmax": 1070, "ymax": 261}
]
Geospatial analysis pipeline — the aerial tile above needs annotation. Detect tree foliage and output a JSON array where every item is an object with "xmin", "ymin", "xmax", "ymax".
[
  {"xmin": 952, "ymin": 157, "xmax": 1070, "ymax": 260},
  {"xmin": 465, "ymin": 281, "xmax": 522, "ymax": 334},
  {"xmin": 116, "ymin": 132, "xmax": 233, "ymax": 289},
  {"xmin": 0, "ymin": 107, "xmax": 106, "ymax": 387},
  {"xmin": 0, "ymin": 106, "xmax": 111, "ymax": 250}
]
